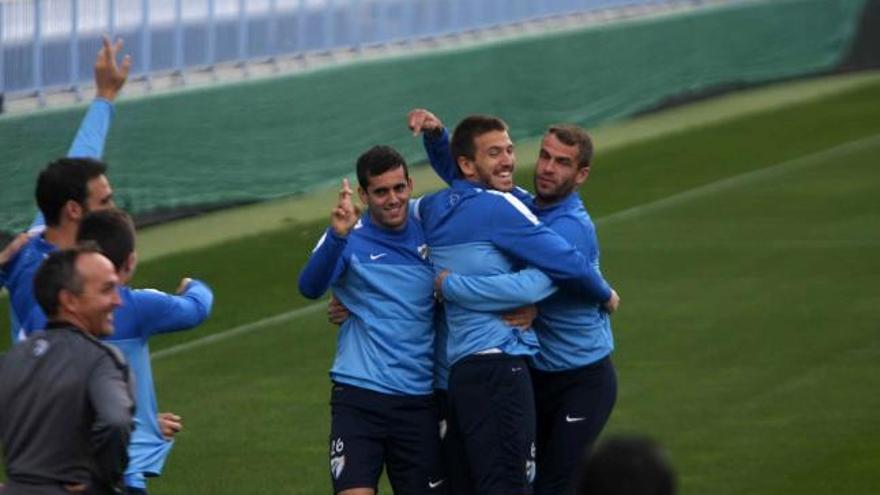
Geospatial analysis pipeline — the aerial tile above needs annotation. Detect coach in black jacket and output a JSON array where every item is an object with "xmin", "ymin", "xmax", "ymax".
[{"xmin": 0, "ymin": 245, "xmax": 134, "ymax": 495}]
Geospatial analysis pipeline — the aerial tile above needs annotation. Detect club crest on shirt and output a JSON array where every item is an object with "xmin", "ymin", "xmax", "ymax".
[{"xmin": 418, "ymin": 243, "xmax": 429, "ymax": 260}]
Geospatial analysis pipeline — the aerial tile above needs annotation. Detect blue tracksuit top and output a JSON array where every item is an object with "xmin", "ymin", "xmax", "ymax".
[
  {"xmin": 106, "ymin": 281, "xmax": 213, "ymax": 488},
  {"xmin": 526, "ymin": 194, "xmax": 614, "ymax": 371},
  {"xmin": 422, "ymin": 129, "xmax": 614, "ymax": 371},
  {"xmin": 413, "ymin": 177, "xmax": 610, "ymax": 367},
  {"xmin": 298, "ymin": 208, "xmax": 436, "ymax": 396},
  {"xmin": 2, "ymin": 99, "xmax": 114, "ymax": 343}
]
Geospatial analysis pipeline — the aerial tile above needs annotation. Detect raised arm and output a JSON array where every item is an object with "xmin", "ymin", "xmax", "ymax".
[
  {"xmin": 132, "ymin": 278, "xmax": 214, "ymax": 336},
  {"xmin": 68, "ymin": 35, "xmax": 130, "ymax": 159},
  {"xmin": 298, "ymin": 179, "xmax": 357, "ymax": 299},
  {"xmin": 408, "ymin": 108, "xmax": 458, "ymax": 185},
  {"xmin": 439, "ymin": 267, "xmax": 557, "ymax": 312},
  {"xmin": 29, "ymin": 37, "xmax": 130, "ymax": 231}
]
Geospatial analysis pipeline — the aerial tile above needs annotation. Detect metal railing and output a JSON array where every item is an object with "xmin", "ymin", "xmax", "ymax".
[{"xmin": 0, "ymin": 0, "xmax": 682, "ymax": 106}]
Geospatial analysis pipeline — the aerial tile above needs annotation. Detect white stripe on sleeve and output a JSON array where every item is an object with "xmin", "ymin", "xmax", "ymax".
[{"xmin": 486, "ymin": 190, "xmax": 540, "ymax": 225}]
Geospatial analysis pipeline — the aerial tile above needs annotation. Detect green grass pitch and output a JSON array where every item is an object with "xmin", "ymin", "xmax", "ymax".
[{"xmin": 2, "ymin": 78, "xmax": 880, "ymax": 493}]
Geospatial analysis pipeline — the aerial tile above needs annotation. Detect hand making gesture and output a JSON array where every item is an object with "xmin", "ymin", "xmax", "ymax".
[
  {"xmin": 331, "ymin": 178, "xmax": 359, "ymax": 237},
  {"xmin": 407, "ymin": 108, "xmax": 445, "ymax": 137},
  {"xmin": 95, "ymin": 35, "xmax": 131, "ymax": 101}
]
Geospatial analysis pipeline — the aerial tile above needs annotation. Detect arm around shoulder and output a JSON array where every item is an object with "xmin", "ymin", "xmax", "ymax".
[
  {"xmin": 489, "ymin": 196, "xmax": 612, "ymax": 303},
  {"xmin": 178, "ymin": 278, "xmax": 214, "ymax": 322},
  {"xmin": 442, "ymin": 267, "xmax": 557, "ymax": 311},
  {"xmin": 131, "ymin": 279, "xmax": 214, "ymax": 336}
]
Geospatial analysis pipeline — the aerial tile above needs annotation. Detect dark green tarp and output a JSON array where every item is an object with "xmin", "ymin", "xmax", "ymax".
[{"xmin": 0, "ymin": 0, "xmax": 866, "ymax": 233}]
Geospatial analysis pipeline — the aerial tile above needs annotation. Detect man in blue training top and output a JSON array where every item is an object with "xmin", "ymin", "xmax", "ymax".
[
  {"xmin": 0, "ymin": 35, "xmax": 183, "ymax": 457},
  {"xmin": 76, "ymin": 209, "xmax": 214, "ymax": 495},
  {"xmin": 1, "ymin": 35, "xmax": 130, "ymax": 344},
  {"xmin": 405, "ymin": 111, "xmax": 618, "ymax": 495},
  {"xmin": 326, "ymin": 265, "xmax": 541, "ymax": 495},
  {"xmin": 411, "ymin": 109, "xmax": 621, "ymax": 494},
  {"xmin": 298, "ymin": 146, "xmax": 445, "ymax": 495}
]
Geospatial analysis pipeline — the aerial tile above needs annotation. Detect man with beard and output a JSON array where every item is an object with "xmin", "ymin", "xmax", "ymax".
[
  {"xmin": 407, "ymin": 112, "xmax": 616, "ymax": 495},
  {"xmin": 410, "ymin": 109, "xmax": 620, "ymax": 494},
  {"xmin": 2, "ymin": 36, "xmax": 130, "ymax": 343}
]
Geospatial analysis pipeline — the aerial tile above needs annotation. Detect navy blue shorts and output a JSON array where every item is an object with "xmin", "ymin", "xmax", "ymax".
[
  {"xmin": 329, "ymin": 383, "xmax": 446, "ymax": 494},
  {"xmin": 448, "ymin": 354, "xmax": 536, "ymax": 495},
  {"xmin": 530, "ymin": 356, "xmax": 617, "ymax": 495}
]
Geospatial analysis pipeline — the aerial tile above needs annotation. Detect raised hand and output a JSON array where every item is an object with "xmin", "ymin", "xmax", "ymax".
[
  {"xmin": 331, "ymin": 178, "xmax": 359, "ymax": 237},
  {"xmin": 95, "ymin": 35, "xmax": 131, "ymax": 101},
  {"xmin": 407, "ymin": 108, "xmax": 444, "ymax": 137}
]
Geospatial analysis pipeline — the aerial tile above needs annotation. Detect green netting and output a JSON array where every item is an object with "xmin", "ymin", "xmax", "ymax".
[{"xmin": 0, "ymin": 0, "xmax": 866, "ymax": 233}]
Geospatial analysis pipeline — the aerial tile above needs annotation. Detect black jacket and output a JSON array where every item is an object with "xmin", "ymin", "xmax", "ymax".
[{"xmin": 0, "ymin": 322, "xmax": 134, "ymax": 494}]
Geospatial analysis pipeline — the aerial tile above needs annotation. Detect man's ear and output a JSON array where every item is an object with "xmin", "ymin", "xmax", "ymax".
[
  {"xmin": 457, "ymin": 156, "xmax": 475, "ymax": 179},
  {"xmin": 58, "ymin": 288, "xmax": 78, "ymax": 315},
  {"xmin": 64, "ymin": 200, "xmax": 85, "ymax": 223},
  {"xmin": 574, "ymin": 165, "xmax": 591, "ymax": 186},
  {"xmin": 120, "ymin": 252, "xmax": 138, "ymax": 281}
]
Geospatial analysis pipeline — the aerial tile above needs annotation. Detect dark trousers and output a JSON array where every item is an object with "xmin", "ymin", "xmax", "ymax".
[
  {"xmin": 448, "ymin": 353, "xmax": 536, "ymax": 495},
  {"xmin": 531, "ymin": 356, "xmax": 617, "ymax": 495}
]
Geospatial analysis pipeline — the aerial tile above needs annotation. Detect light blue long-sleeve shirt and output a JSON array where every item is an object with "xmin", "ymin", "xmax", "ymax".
[
  {"xmin": 106, "ymin": 281, "xmax": 214, "ymax": 489},
  {"xmin": 443, "ymin": 267, "xmax": 557, "ymax": 312},
  {"xmin": 298, "ymin": 209, "xmax": 437, "ymax": 396},
  {"xmin": 528, "ymin": 193, "xmax": 614, "ymax": 370}
]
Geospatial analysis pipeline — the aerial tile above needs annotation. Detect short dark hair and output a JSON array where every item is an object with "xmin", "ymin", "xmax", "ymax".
[
  {"xmin": 576, "ymin": 435, "xmax": 676, "ymax": 495},
  {"xmin": 35, "ymin": 158, "xmax": 108, "ymax": 226},
  {"xmin": 33, "ymin": 243, "xmax": 103, "ymax": 318},
  {"xmin": 76, "ymin": 209, "xmax": 135, "ymax": 271},
  {"xmin": 548, "ymin": 124, "xmax": 594, "ymax": 168},
  {"xmin": 356, "ymin": 145, "xmax": 408, "ymax": 189},
  {"xmin": 450, "ymin": 115, "xmax": 509, "ymax": 163}
]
